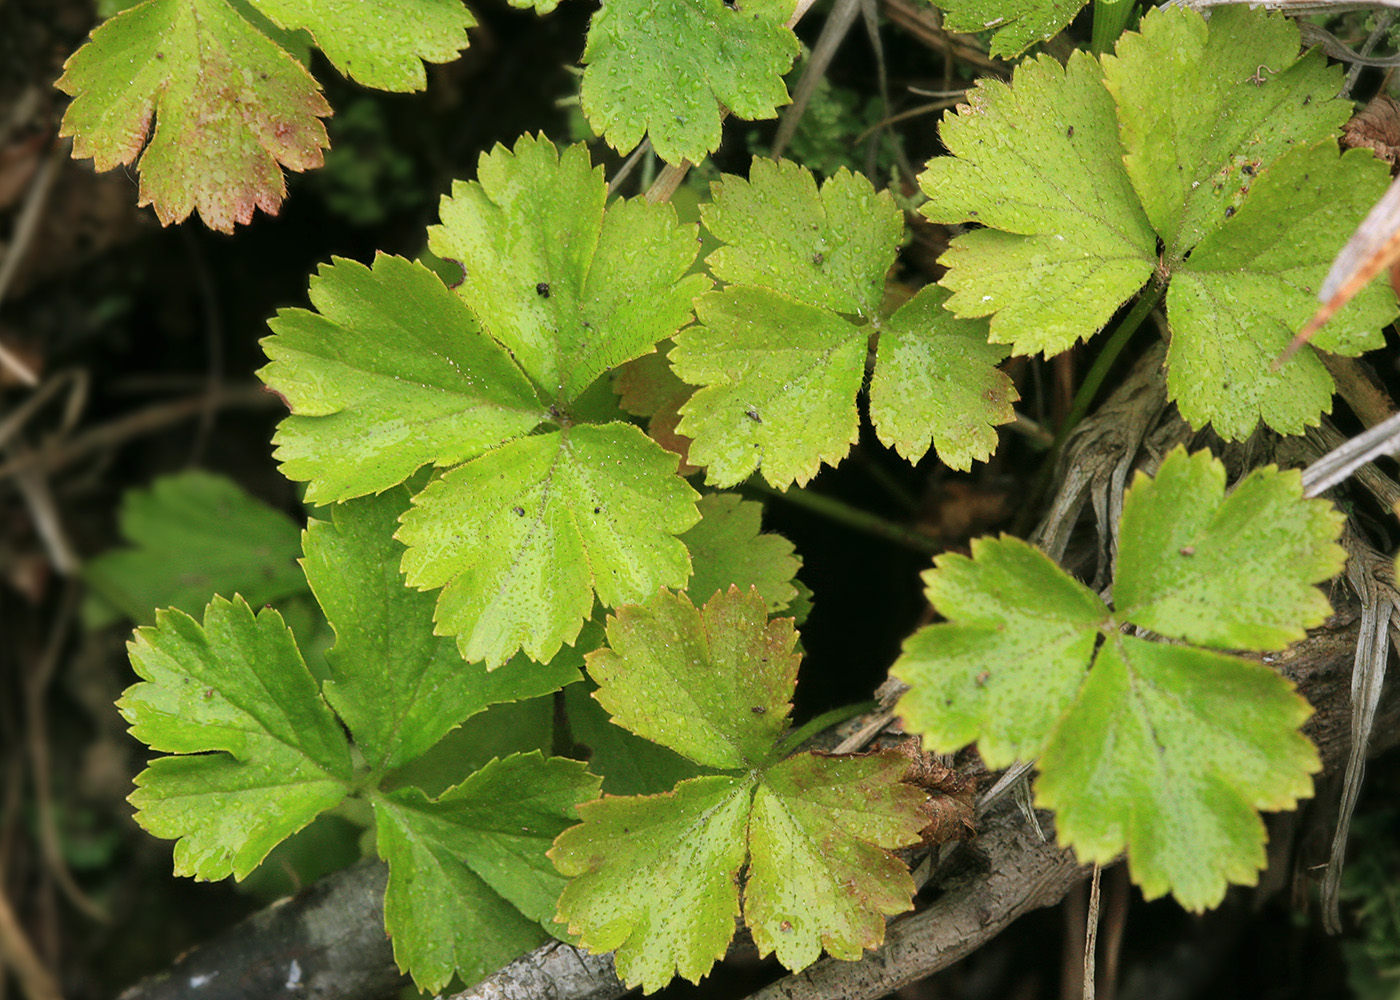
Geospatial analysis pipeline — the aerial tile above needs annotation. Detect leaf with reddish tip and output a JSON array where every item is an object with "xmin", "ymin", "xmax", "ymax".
[{"xmin": 58, "ymin": 0, "xmax": 331, "ymax": 232}]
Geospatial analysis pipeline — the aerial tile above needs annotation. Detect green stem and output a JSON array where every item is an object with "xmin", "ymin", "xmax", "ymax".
[
  {"xmin": 1016, "ymin": 278, "xmax": 1167, "ymax": 534},
  {"xmin": 772, "ymin": 700, "xmax": 877, "ymax": 760},
  {"xmin": 744, "ymin": 481, "xmax": 941, "ymax": 555},
  {"xmin": 1091, "ymin": 0, "xmax": 1136, "ymax": 54}
]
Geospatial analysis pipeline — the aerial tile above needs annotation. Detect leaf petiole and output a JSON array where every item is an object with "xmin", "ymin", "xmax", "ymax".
[{"xmin": 771, "ymin": 699, "xmax": 878, "ymax": 761}]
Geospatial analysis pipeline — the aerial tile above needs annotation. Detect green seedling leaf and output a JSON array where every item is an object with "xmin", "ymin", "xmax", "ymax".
[
  {"xmin": 746, "ymin": 751, "xmax": 923, "ymax": 969},
  {"xmin": 919, "ymin": 5, "xmax": 1398, "ymax": 438},
  {"xmin": 84, "ymin": 471, "xmax": 305, "ymax": 627},
  {"xmin": 869, "ymin": 284, "xmax": 1017, "ymax": 467},
  {"xmin": 585, "ymin": 587, "xmax": 798, "ymax": 769},
  {"xmin": 262, "ymin": 253, "xmax": 544, "ymax": 503},
  {"xmin": 676, "ymin": 158, "xmax": 1012, "ymax": 486},
  {"xmin": 374, "ymin": 753, "xmax": 600, "ymax": 993},
  {"xmin": 303, "ymin": 488, "xmax": 582, "ymax": 773},
  {"xmin": 920, "ymin": 49, "xmax": 1157, "ymax": 357},
  {"xmin": 892, "ymin": 446, "xmax": 1339, "ymax": 908},
  {"xmin": 428, "ymin": 135, "xmax": 710, "ymax": 402},
  {"xmin": 554, "ymin": 587, "xmax": 928, "ymax": 989},
  {"xmin": 263, "ymin": 136, "xmax": 707, "ymax": 666},
  {"xmin": 397, "ymin": 424, "xmax": 698, "ymax": 668},
  {"xmin": 580, "ymin": 0, "xmax": 798, "ymax": 164},
  {"xmin": 58, "ymin": 0, "xmax": 330, "ymax": 232},
  {"xmin": 553, "ymin": 775, "xmax": 754, "ymax": 992},
  {"xmin": 937, "ymin": 0, "xmax": 1087, "ymax": 58},
  {"xmin": 248, "ymin": 0, "xmax": 473, "ymax": 91},
  {"xmin": 680, "ymin": 492, "xmax": 801, "ymax": 613},
  {"xmin": 120, "ymin": 596, "xmax": 352, "ymax": 880}
]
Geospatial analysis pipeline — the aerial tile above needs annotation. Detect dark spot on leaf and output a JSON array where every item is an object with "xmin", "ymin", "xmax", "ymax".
[
  {"xmin": 513, "ymin": 506, "xmax": 525, "ymax": 517},
  {"xmin": 1066, "ymin": 126, "xmax": 1074, "ymax": 138},
  {"xmin": 751, "ymin": 706, "xmax": 767, "ymax": 714},
  {"xmin": 1304, "ymin": 94, "xmax": 1313, "ymax": 106},
  {"xmin": 1224, "ymin": 207, "xmax": 1235, "ymax": 218},
  {"xmin": 780, "ymin": 920, "xmax": 793, "ymax": 932},
  {"xmin": 975, "ymin": 671, "xmax": 990, "ymax": 687},
  {"xmin": 1242, "ymin": 163, "xmax": 1255, "ymax": 176},
  {"xmin": 1180, "ymin": 546, "xmax": 1195, "ymax": 556},
  {"xmin": 593, "ymin": 506, "xmax": 601, "ymax": 514},
  {"xmin": 536, "ymin": 282, "xmax": 550, "ymax": 297},
  {"xmin": 812, "ymin": 252, "xmax": 824, "ymax": 266},
  {"xmin": 746, "ymin": 408, "xmax": 762, "ymax": 423}
]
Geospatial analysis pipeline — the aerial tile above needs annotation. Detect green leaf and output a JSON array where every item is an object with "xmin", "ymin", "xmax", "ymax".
[
  {"xmin": 261, "ymin": 253, "xmax": 544, "ymax": 503},
  {"xmin": 57, "ymin": 0, "xmax": 331, "ymax": 231},
  {"xmin": 555, "ymin": 587, "xmax": 930, "ymax": 987},
  {"xmin": 303, "ymin": 488, "xmax": 581, "ymax": 773},
  {"xmin": 673, "ymin": 160, "xmax": 905, "ymax": 487},
  {"xmin": 746, "ymin": 751, "xmax": 925, "ymax": 969},
  {"xmin": 869, "ymin": 284, "xmax": 1017, "ymax": 468},
  {"xmin": 1102, "ymin": 6, "xmax": 1349, "ymax": 257},
  {"xmin": 248, "ymin": 0, "xmax": 473, "ymax": 91},
  {"xmin": 1112, "ymin": 448, "xmax": 1345, "ymax": 650},
  {"xmin": 427, "ymin": 135, "xmax": 710, "ymax": 403},
  {"xmin": 375, "ymin": 753, "xmax": 599, "ymax": 992},
  {"xmin": 892, "ymin": 446, "xmax": 1339, "ymax": 908},
  {"xmin": 675, "ymin": 286, "xmax": 867, "ymax": 487},
  {"xmin": 1036, "ymin": 636, "xmax": 1318, "ymax": 909},
  {"xmin": 891, "ymin": 536, "xmax": 1106, "ymax": 767},
  {"xmin": 564, "ymin": 683, "xmax": 705, "ymax": 796},
  {"xmin": 938, "ymin": 0, "xmax": 1087, "ymax": 58},
  {"xmin": 1165, "ymin": 143, "xmax": 1395, "ymax": 438},
  {"xmin": 551, "ymin": 774, "xmax": 754, "ymax": 992},
  {"xmin": 918, "ymin": 6, "xmax": 1397, "ymax": 437},
  {"xmin": 397, "ymin": 423, "xmax": 699, "ymax": 667},
  {"xmin": 919, "ymin": 49, "xmax": 1157, "ymax": 356},
  {"xmin": 579, "ymin": 0, "xmax": 799, "ymax": 164},
  {"xmin": 702, "ymin": 160, "xmax": 902, "ymax": 316},
  {"xmin": 681, "ymin": 492, "xmax": 801, "ymax": 613},
  {"xmin": 83, "ymin": 471, "xmax": 305, "ymax": 627},
  {"xmin": 120, "ymin": 596, "xmax": 352, "ymax": 880},
  {"xmin": 585, "ymin": 587, "xmax": 799, "ymax": 769},
  {"xmin": 613, "ymin": 345, "xmax": 698, "ymax": 474}
]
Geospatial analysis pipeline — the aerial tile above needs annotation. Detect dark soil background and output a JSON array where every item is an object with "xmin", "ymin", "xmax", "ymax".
[{"xmin": 1, "ymin": 2, "xmax": 1397, "ymax": 999}]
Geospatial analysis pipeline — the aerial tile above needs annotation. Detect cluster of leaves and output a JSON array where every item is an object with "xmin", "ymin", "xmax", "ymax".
[
  {"xmin": 119, "ymin": 486, "xmax": 596, "ymax": 991},
  {"xmin": 58, "ymin": 0, "xmax": 805, "ymax": 229},
  {"xmin": 893, "ymin": 447, "xmax": 1342, "ymax": 909},
  {"xmin": 922, "ymin": 5, "xmax": 1397, "ymax": 440}
]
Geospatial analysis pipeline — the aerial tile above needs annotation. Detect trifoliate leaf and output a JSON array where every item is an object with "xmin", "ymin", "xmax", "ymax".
[
  {"xmin": 120, "ymin": 596, "xmax": 352, "ymax": 880},
  {"xmin": 375, "ymin": 753, "xmax": 600, "ymax": 992},
  {"xmin": 869, "ymin": 284, "xmax": 1016, "ymax": 468},
  {"xmin": 1036, "ymin": 636, "xmax": 1318, "ymax": 909},
  {"xmin": 920, "ymin": 49, "xmax": 1157, "ymax": 356},
  {"xmin": 1112, "ymin": 448, "xmax": 1345, "ymax": 650},
  {"xmin": 58, "ymin": 0, "xmax": 331, "ymax": 231},
  {"xmin": 84, "ymin": 471, "xmax": 304, "ymax": 627},
  {"xmin": 397, "ymin": 423, "xmax": 699, "ymax": 668},
  {"xmin": 579, "ymin": 0, "xmax": 798, "ymax": 164},
  {"xmin": 585, "ymin": 587, "xmax": 798, "ymax": 769},
  {"xmin": 746, "ymin": 751, "xmax": 925, "ymax": 969},
  {"xmin": 681, "ymin": 493, "xmax": 801, "ymax": 612},
  {"xmin": 556, "ymin": 586, "xmax": 931, "ymax": 988},
  {"xmin": 303, "ymin": 488, "xmax": 581, "ymax": 773},
  {"xmin": 261, "ymin": 253, "xmax": 545, "ymax": 503},
  {"xmin": 919, "ymin": 6, "xmax": 1397, "ymax": 437},
  {"xmin": 891, "ymin": 446, "xmax": 1340, "ymax": 908},
  {"xmin": 938, "ymin": 0, "xmax": 1086, "ymax": 58},
  {"xmin": 676, "ymin": 287, "xmax": 867, "ymax": 487},
  {"xmin": 892, "ymin": 536, "xmax": 1106, "ymax": 767},
  {"xmin": 247, "ymin": 0, "xmax": 473, "ymax": 91},
  {"xmin": 551, "ymin": 774, "xmax": 754, "ymax": 992},
  {"xmin": 702, "ymin": 159, "xmax": 902, "ymax": 316},
  {"xmin": 1165, "ymin": 143, "xmax": 1395, "ymax": 438},
  {"xmin": 1102, "ymin": 6, "xmax": 1349, "ymax": 256},
  {"xmin": 427, "ymin": 135, "xmax": 709, "ymax": 403}
]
